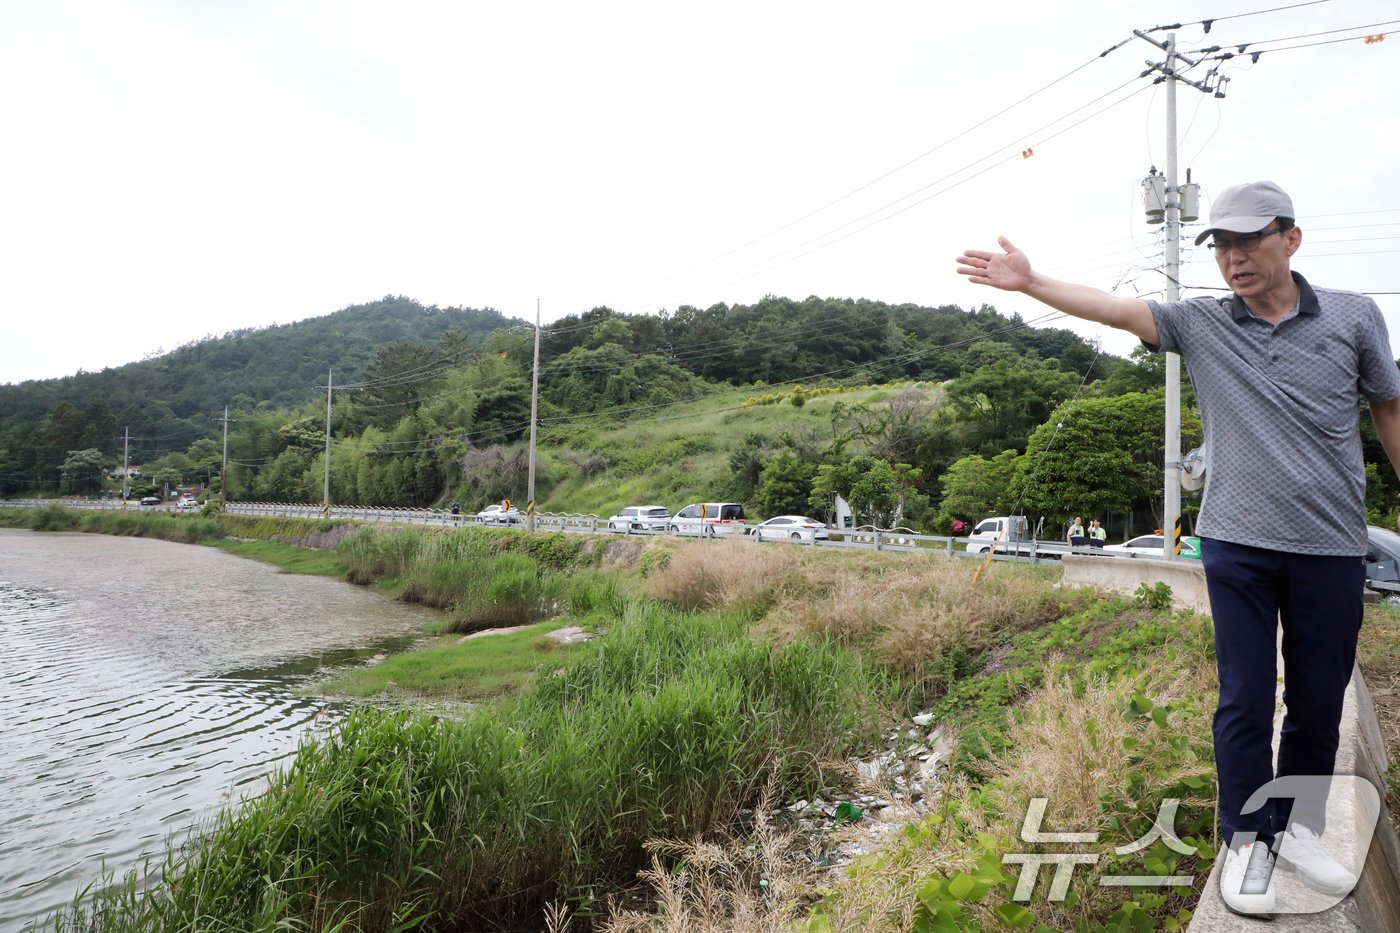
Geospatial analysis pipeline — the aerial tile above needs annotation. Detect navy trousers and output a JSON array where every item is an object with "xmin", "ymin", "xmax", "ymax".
[{"xmin": 1199, "ymin": 537, "xmax": 1364, "ymax": 848}]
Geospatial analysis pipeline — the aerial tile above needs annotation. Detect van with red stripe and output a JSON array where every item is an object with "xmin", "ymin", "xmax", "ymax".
[{"xmin": 669, "ymin": 502, "xmax": 747, "ymax": 537}]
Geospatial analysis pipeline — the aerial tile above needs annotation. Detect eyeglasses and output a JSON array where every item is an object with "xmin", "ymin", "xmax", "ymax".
[{"xmin": 1206, "ymin": 227, "xmax": 1284, "ymax": 257}]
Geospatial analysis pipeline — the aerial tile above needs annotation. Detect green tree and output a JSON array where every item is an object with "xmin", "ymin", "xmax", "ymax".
[
  {"xmin": 1014, "ymin": 392, "xmax": 1202, "ymax": 526},
  {"xmin": 148, "ymin": 451, "xmax": 195, "ymax": 483},
  {"xmin": 754, "ymin": 452, "xmax": 816, "ymax": 517},
  {"xmin": 352, "ymin": 341, "xmax": 442, "ymax": 431},
  {"xmin": 727, "ymin": 433, "xmax": 770, "ymax": 500},
  {"xmin": 942, "ymin": 345, "xmax": 1078, "ymax": 454},
  {"xmin": 152, "ymin": 467, "xmax": 183, "ymax": 495},
  {"xmin": 858, "ymin": 386, "xmax": 938, "ymax": 464},
  {"xmin": 186, "ymin": 438, "xmax": 223, "ymax": 483},
  {"xmin": 810, "ymin": 455, "xmax": 925, "ymax": 528},
  {"xmin": 934, "ymin": 449, "xmax": 1021, "ymax": 529},
  {"xmin": 60, "ymin": 448, "xmax": 109, "ymax": 495}
]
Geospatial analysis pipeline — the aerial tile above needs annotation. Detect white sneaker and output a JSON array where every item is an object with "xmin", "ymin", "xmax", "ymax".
[
  {"xmin": 1277, "ymin": 825, "xmax": 1358, "ymax": 895},
  {"xmin": 1221, "ymin": 841, "xmax": 1276, "ymax": 915}
]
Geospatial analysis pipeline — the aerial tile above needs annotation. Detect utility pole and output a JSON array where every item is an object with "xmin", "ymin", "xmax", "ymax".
[
  {"xmin": 1163, "ymin": 33, "xmax": 1183, "ymax": 561},
  {"xmin": 122, "ymin": 426, "xmax": 130, "ymax": 505},
  {"xmin": 323, "ymin": 369, "xmax": 333, "ymax": 516},
  {"xmin": 1137, "ymin": 30, "xmax": 1216, "ymax": 559},
  {"xmin": 220, "ymin": 405, "xmax": 229, "ymax": 509},
  {"xmin": 526, "ymin": 299, "xmax": 541, "ymax": 532}
]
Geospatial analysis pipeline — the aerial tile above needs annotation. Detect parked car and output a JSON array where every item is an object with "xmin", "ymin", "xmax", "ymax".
[
  {"xmin": 1102, "ymin": 533, "xmax": 1201, "ymax": 560},
  {"xmin": 476, "ymin": 503, "xmax": 522, "ymax": 524},
  {"xmin": 606, "ymin": 506, "xmax": 671, "ymax": 532},
  {"xmin": 139, "ymin": 496, "xmax": 161, "ymax": 506},
  {"xmin": 669, "ymin": 502, "xmax": 747, "ymax": 537},
  {"xmin": 175, "ymin": 497, "xmax": 199, "ymax": 511},
  {"xmin": 748, "ymin": 515, "xmax": 830, "ymax": 543},
  {"xmin": 1365, "ymin": 525, "xmax": 1400, "ymax": 602}
]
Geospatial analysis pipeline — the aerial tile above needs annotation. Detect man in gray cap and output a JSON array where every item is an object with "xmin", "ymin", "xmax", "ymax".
[{"xmin": 957, "ymin": 181, "xmax": 1400, "ymax": 916}]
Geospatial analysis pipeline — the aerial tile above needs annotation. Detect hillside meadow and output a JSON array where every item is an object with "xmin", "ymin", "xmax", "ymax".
[
  {"xmin": 527, "ymin": 381, "xmax": 935, "ymax": 518},
  {"xmin": 5, "ymin": 507, "xmax": 1398, "ymax": 932}
]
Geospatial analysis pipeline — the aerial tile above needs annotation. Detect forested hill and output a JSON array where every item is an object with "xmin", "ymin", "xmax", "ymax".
[
  {"xmin": 0, "ymin": 296, "xmax": 518, "ymax": 452},
  {"xmin": 3, "ymin": 293, "xmax": 1168, "ymax": 506}
]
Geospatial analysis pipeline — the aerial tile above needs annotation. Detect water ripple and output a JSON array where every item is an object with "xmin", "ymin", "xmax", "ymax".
[{"xmin": 0, "ymin": 531, "xmax": 433, "ymax": 932}]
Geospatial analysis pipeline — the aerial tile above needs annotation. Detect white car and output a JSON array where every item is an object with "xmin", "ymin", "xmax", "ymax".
[
  {"xmin": 1102, "ymin": 534, "xmax": 1200, "ymax": 560},
  {"xmin": 669, "ymin": 502, "xmax": 747, "ymax": 537},
  {"xmin": 175, "ymin": 497, "xmax": 200, "ymax": 511},
  {"xmin": 476, "ymin": 503, "xmax": 522, "ymax": 524},
  {"xmin": 748, "ymin": 515, "xmax": 830, "ymax": 543},
  {"xmin": 606, "ymin": 506, "xmax": 671, "ymax": 532}
]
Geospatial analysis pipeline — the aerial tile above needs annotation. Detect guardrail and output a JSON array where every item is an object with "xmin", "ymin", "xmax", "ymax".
[
  {"xmin": 6, "ymin": 497, "xmax": 136, "ymax": 512},
  {"xmin": 1, "ymin": 498, "xmax": 1072, "ymax": 564}
]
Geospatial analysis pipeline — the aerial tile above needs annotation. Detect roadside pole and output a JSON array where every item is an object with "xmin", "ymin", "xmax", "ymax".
[
  {"xmin": 323, "ymin": 369, "xmax": 332, "ymax": 518},
  {"xmin": 1163, "ymin": 33, "xmax": 1183, "ymax": 560},
  {"xmin": 221, "ymin": 405, "xmax": 229, "ymax": 509},
  {"xmin": 122, "ymin": 426, "xmax": 130, "ymax": 507},
  {"xmin": 526, "ymin": 299, "xmax": 540, "ymax": 532},
  {"xmin": 1136, "ymin": 29, "xmax": 1218, "ymax": 559}
]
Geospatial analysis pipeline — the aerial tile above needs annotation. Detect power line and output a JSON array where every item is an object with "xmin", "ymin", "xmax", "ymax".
[
  {"xmin": 1186, "ymin": 19, "xmax": 1400, "ymax": 59},
  {"xmin": 627, "ymin": 79, "xmax": 1155, "ymax": 315},
  {"xmin": 604, "ymin": 38, "xmax": 1138, "ymax": 309}
]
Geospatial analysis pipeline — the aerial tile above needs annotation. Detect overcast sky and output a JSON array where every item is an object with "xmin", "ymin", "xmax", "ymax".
[{"xmin": 2, "ymin": 0, "xmax": 1396, "ymax": 386}]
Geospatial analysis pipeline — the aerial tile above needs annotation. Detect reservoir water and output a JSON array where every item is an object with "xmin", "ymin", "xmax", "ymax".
[{"xmin": 0, "ymin": 529, "xmax": 436, "ymax": 931}]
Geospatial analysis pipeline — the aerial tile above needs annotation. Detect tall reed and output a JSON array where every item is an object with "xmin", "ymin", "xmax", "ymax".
[{"xmin": 49, "ymin": 602, "xmax": 895, "ymax": 932}]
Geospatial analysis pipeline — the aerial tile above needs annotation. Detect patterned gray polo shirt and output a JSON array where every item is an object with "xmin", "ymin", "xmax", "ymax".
[{"xmin": 1147, "ymin": 272, "xmax": 1400, "ymax": 556}]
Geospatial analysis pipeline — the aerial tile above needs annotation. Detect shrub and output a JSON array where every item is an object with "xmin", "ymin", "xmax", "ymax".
[
  {"xmin": 449, "ymin": 552, "xmax": 567, "ymax": 631},
  {"xmin": 645, "ymin": 538, "xmax": 798, "ymax": 613},
  {"xmin": 338, "ymin": 526, "xmax": 424, "ymax": 585},
  {"xmin": 31, "ymin": 503, "xmax": 81, "ymax": 532}
]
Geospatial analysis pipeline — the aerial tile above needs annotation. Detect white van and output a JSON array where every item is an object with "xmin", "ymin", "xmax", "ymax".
[
  {"xmin": 606, "ymin": 505, "xmax": 671, "ymax": 532},
  {"xmin": 669, "ymin": 502, "xmax": 747, "ymax": 537}
]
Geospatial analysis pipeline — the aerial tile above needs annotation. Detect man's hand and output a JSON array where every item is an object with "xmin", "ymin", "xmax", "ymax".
[
  {"xmin": 956, "ymin": 236, "xmax": 1032, "ymax": 292},
  {"xmin": 954, "ymin": 235, "xmax": 1159, "ymax": 344}
]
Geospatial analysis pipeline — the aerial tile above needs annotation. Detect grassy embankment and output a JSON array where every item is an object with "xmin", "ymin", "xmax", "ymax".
[
  {"xmin": 45, "ymin": 520, "xmax": 907, "ymax": 931},
  {"xmin": 13, "ymin": 503, "xmax": 1399, "ymax": 930},
  {"xmin": 533, "ymin": 382, "xmax": 936, "ymax": 516},
  {"xmin": 26, "ymin": 503, "xmax": 1216, "ymax": 932}
]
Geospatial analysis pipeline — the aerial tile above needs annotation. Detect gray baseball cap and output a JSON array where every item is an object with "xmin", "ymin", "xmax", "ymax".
[{"xmin": 1193, "ymin": 180, "xmax": 1295, "ymax": 245}]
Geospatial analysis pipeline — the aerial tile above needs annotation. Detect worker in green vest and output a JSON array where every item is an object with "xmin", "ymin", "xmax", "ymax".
[
  {"xmin": 1067, "ymin": 516, "xmax": 1085, "ymax": 548},
  {"xmin": 1088, "ymin": 519, "xmax": 1107, "ymax": 548}
]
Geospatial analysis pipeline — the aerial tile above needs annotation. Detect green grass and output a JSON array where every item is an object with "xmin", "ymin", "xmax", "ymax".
[
  {"xmin": 211, "ymin": 538, "xmax": 348, "ymax": 576},
  {"xmin": 537, "ymin": 383, "xmax": 935, "ymax": 516},
  {"xmin": 805, "ymin": 595, "xmax": 1220, "ymax": 933},
  {"xmin": 0, "ymin": 504, "xmax": 227, "ymax": 542},
  {"xmin": 318, "ymin": 620, "xmax": 577, "ymax": 700},
  {"xmin": 339, "ymin": 524, "xmax": 617, "ymax": 633},
  {"xmin": 1357, "ymin": 603, "xmax": 1400, "ymax": 827},
  {"xmin": 49, "ymin": 603, "xmax": 897, "ymax": 932}
]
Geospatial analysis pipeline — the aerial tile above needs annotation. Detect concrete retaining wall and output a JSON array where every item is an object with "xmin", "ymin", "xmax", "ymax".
[
  {"xmin": 1059, "ymin": 553, "xmax": 1211, "ymax": 614},
  {"xmin": 1059, "ymin": 554, "xmax": 1400, "ymax": 929}
]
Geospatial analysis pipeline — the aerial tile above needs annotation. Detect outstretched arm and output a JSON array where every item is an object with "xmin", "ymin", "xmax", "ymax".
[{"xmin": 957, "ymin": 236, "xmax": 1159, "ymax": 345}]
